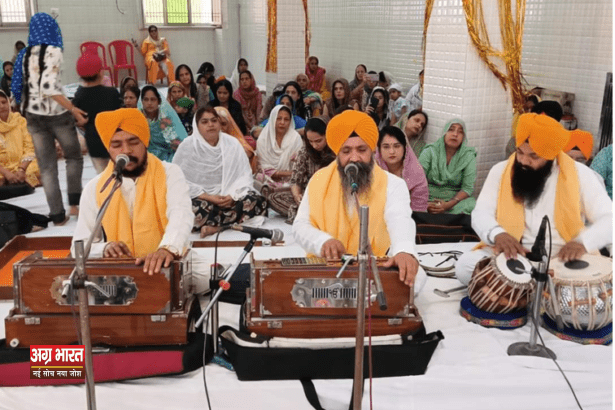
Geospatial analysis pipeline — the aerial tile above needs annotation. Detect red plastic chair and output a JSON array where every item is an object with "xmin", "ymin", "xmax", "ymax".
[
  {"xmin": 79, "ymin": 41, "xmax": 114, "ymax": 85},
  {"xmin": 108, "ymin": 40, "xmax": 138, "ymax": 88}
]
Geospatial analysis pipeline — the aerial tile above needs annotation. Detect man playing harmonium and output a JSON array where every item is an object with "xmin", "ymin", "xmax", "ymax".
[
  {"xmin": 72, "ymin": 108, "xmax": 207, "ymax": 293},
  {"xmin": 292, "ymin": 110, "xmax": 426, "ymax": 290},
  {"xmin": 455, "ymin": 113, "xmax": 613, "ymax": 285}
]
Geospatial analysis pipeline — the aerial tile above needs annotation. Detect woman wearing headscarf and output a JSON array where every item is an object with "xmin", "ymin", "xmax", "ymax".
[
  {"xmin": 11, "ymin": 12, "xmax": 86, "ymax": 225},
  {"xmin": 305, "ymin": 56, "xmax": 331, "ymax": 101},
  {"xmin": 365, "ymin": 86, "xmax": 390, "ymax": 130},
  {"xmin": 11, "ymin": 41, "xmax": 26, "ymax": 64},
  {"xmin": 296, "ymin": 73, "xmax": 323, "ymax": 118},
  {"xmin": 208, "ymin": 79, "xmax": 247, "ymax": 135},
  {"xmin": 135, "ymin": 25, "xmax": 174, "ymax": 85},
  {"xmin": 268, "ymin": 116, "xmax": 336, "ymax": 224},
  {"xmin": 173, "ymin": 106, "xmax": 267, "ymax": 238},
  {"xmin": 255, "ymin": 105, "xmax": 303, "ymax": 193},
  {"xmin": 0, "ymin": 90, "xmax": 40, "ymax": 188},
  {"xmin": 214, "ymin": 106, "xmax": 257, "ymax": 171},
  {"xmin": 167, "ymin": 81, "xmax": 194, "ymax": 135},
  {"xmin": 395, "ymin": 109, "xmax": 429, "ymax": 158},
  {"xmin": 139, "ymin": 85, "xmax": 187, "ymax": 162},
  {"xmin": 349, "ymin": 64, "xmax": 367, "ymax": 91},
  {"xmin": 419, "ymin": 119, "xmax": 477, "ymax": 215},
  {"xmin": 233, "ymin": 70, "xmax": 262, "ymax": 131},
  {"xmin": 281, "ymin": 81, "xmax": 308, "ymax": 120},
  {"xmin": 229, "ymin": 58, "xmax": 248, "ymax": 93},
  {"xmin": 375, "ymin": 125, "xmax": 428, "ymax": 212},
  {"xmin": 323, "ymin": 78, "xmax": 359, "ymax": 119},
  {"xmin": 258, "ymin": 95, "xmax": 307, "ymax": 131}
]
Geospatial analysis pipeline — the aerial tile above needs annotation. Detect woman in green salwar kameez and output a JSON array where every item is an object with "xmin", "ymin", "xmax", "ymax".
[{"xmin": 419, "ymin": 118, "xmax": 477, "ymax": 215}]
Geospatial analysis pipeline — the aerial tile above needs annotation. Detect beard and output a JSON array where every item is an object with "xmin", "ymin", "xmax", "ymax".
[
  {"xmin": 121, "ymin": 154, "xmax": 148, "ymax": 179},
  {"xmin": 511, "ymin": 157, "xmax": 553, "ymax": 207},
  {"xmin": 337, "ymin": 157, "xmax": 374, "ymax": 197}
]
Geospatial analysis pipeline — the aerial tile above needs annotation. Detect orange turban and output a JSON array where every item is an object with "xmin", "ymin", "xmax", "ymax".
[
  {"xmin": 326, "ymin": 110, "xmax": 378, "ymax": 155},
  {"xmin": 563, "ymin": 129, "xmax": 593, "ymax": 160},
  {"xmin": 95, "ymin": 108, "xmax": 150, "ymax": 149},
  {"xmin": 516, "ymin": 113, "xmax": 570, "ymax": 160}
]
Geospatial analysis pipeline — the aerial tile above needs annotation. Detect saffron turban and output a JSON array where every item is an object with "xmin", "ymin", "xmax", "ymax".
[
  {"xmin": 326, "ymin": 110, "xmax": 378, "ymax": 155},
  {"xmin": 95, "ymin": 108, "xmax": 150, "ymax": 149},
  {"xmin": 563, "ymin": 129, "xmax": 594, "ymax": 160},
  {"xmin": 516, "ymin": 113, "xmax": 570, "ymax": 160}
]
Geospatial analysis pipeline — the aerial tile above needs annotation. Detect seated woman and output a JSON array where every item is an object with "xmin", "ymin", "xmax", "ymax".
[
  {"xmin": 268, "ymin": 116, "xmax": 335, "ymax": 224},
  {"xmin": 229, "ymin": 58, "xmax": 248, "ymax": 92},
  {"xmin": 375, "ymin": 125, "xmax": 428, "ymax": 212},
  {"xmin": 254, "ymin": 105, "xmax": 303, "ymax": 194},
  {"xmin": 395, "ymin": 109, "xmax": 428, "ymax": 158},
  {"xmin": 305, "ymin": 56, "xmax": 330, "ymax": 101},
  {"xmin": 208, "ymin": 80, "xmax": 247, "ymax": 135},
  {"xmin": 282, "ymin": 81, "xmax": 309, "ymax": 120},
  {"xmin": 120, "ymin": 76, "xmax": 138, "ymax": 93},
  {"xmin": 419, "ymin": 119, "xmax": 477, "ymax": 215},
  {"xmin": 167, "ymin": 81, "xmax": 194, "ymax": 136},
  {"xmin": 139, "ymin": 85, "xmax": 187, "ymax": 162},
  {"xmin": 323, "ymin": 78, "xmax": 359, "ymax": 119},
  {"xmin": 196, "ymin": 74, "xmax": 214, "ymax": 111},
  {"xmin": 175, "ymin": 64, "xmax": 197, "ymax": 101},
  {"xmin": 134, "ymin": 25, "xmax": 174, "ymax": 85},
  {"xmin": 233, "ymin": 70, "xmax": 262, "ymax": 131},
  {"xmin": 0, "ymin": 90, "xmax": 40, "ymax": 188},
  {"xmin": 173, "ymin": 106, "xmax": 267, "ymax": 238},
  {"xmin": 349, "ymin": 64, "xmax": 367, "ymax": 91},
  {"xmin": 122, "ymin": 85, "xmax": 140, "ymax": 108},
  {"xmin": 296, "ymin": 73, "xmax": 323, "ymax": 117},
  {"xmin": 257, "ymin": 94, "xmax": 307, "ymax": 132},
  {"xmin": 214, "ymin": 106, "xmax": 257, "ymax": 171},
  {"xmin": 365, "ymin": 86, "xmax": 390, "ymax": 130}
]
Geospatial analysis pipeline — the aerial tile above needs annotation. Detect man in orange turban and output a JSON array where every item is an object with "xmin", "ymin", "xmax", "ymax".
[
  {"xmin": 455, "ymin": 113, "xmax": 612, "ymax": 286},
  {"xmin": 71, "ymin": 108, "xmax": 203, "ymax": 284},
  {"xmin": 293, "ymin": 110, "xmax": 426, "ymax": 290},
  {"xmin": 564, "ymin": 129, "xmax": 594, "ymax": 164}
]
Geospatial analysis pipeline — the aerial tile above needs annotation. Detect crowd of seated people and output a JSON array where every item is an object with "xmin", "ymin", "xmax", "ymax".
[{"xmin": 1, "ymin": 12, "xmax": 611, "ymax": 246}]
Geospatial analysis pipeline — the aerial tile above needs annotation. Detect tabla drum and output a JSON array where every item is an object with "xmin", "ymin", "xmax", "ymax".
[
  {"xmin": 467, "ymin": 253, "xmax": 535, "ymax": 314},
  {"xmin": 543, "ymin": 254, "xmax": 612, "ymax": 331}
]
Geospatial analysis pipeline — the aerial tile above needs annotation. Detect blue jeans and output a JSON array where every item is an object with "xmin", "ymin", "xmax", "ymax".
[{"xmin": 26, "ymin": 111, "xmax": 83, "ymax": 222}]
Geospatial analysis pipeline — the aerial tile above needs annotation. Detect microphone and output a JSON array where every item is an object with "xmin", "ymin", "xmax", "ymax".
[
  {"xmin": 99, "ymin": 154, "xmax": 130, "ymax": 192},
  {"xmin": 344, "ymin": 163, "xmax": 359, "ymax": 194},
  {"xmin": 231, "ymin": 224, "xmax": 284, "ymax": 243},
  {"xmin": 526, "ymin": 215, "xmax": 548, "ymax": 262}
]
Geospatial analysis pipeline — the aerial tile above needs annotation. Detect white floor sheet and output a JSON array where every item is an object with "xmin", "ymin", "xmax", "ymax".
[{"xmin": 0, "ymin": 156, "xmax": 611, "ymax": 410}]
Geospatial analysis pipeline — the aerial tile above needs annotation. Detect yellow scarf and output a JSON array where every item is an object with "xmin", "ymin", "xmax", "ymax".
[
  {"xmin": 496, "ymin": 152, "xmax": 584, "ymax": 243},
  {"xmin": 308, "ymin": 161, "xmax": 390, "ymax": 257},
  {"xmin": 96, "ymin": 153, "xmax": 169, "ymax": 258}
]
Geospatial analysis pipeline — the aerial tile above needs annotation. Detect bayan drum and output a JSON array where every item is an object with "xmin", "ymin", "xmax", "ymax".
[
  {"xmin": 467, "ymin": 253, "xmax": 535, "ymax": 314},
  {"xmin": 543, "ymin": 254, "xmax": 612, "ymax": 332}
]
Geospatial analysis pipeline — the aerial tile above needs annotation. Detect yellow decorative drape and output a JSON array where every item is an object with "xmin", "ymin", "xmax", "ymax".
[
  {"xmin": 463, "ymin": 0, "xmax": 527, "ymax": 114},
  {"xmin": 302, "ymin": 0, "xmax": 311, "ymax": 61},
  {"xmin": 422, "ymin": 0, "xmax": 435, "ymax": 66},
  {"xmin": 266, "ymin": 0, "xmax": 278, "ymax": 73}
]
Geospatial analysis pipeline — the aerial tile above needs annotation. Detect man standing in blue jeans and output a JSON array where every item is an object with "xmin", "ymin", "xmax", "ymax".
[{"xmin": 11, "ymin": 13, "xmax": 87, "ymax": 225}]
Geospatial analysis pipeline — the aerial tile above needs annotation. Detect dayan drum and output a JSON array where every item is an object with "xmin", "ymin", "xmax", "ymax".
[
  {"xmin": 468, "ymin": 253, "xmax": 535, "ymax": 314},
  {"xmin": 543, "ymin": 254, "xmax": 613, "ymax": 331}
]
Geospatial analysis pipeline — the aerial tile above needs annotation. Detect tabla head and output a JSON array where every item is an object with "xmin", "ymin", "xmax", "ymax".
[
  {"xmin": 549, "ymin": 254, "xmax": 613, "ymax": 282},
  {"xmin": 495, "ymin": 253, "xmax": 533, "ymax": 284}
]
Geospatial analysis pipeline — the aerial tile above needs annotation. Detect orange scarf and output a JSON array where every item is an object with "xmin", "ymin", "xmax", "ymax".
[
  {"xmin": 495, "ymin": 152, "xmax": 584, "ymax": 243},
  {"xmin": 308, "ymin": 161, "xmax": 390, "ymax": 256},
  {"xmin": 96, "ymin": 153, "xmax": 169, "ymax": 258}
]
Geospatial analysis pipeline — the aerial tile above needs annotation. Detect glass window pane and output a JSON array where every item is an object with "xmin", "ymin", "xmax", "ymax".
[
  {"xmin": 191, "ymin": 0, "xmax": 212, "ymax": 24},
  {"xmin": 143, "ymin": 0, "xmax": 165, "ymax": 25},
  {"xmin": 167, "ymin": 0, "xmax": 188, "ymax": 24},
  {"xmin": 0, "ymin": 0, "xmax": 27, "ymax": 23}
]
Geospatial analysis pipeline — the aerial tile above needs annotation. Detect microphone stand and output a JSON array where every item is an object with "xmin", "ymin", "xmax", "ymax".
[{"xmin": 60, "ymin": 176, "xmax": 124, "ymax": 410}]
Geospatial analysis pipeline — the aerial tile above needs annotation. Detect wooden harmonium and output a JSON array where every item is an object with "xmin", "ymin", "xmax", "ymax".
[
  {"xmin": 245, "ymin": 256, "xmax": 423, "ymax": 338},
  {"xmin": 5, "ymin": 249, "xmax": 195, "ymax": 348}
]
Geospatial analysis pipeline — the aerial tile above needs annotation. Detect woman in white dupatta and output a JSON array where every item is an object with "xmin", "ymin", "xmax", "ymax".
[
  {"xmin": 255, "ymin": 105, "xmax": 303, "ymax": 193},
  {"xmin": 173, "ymin": 106, "xmax": 267, "ymax": 237}
]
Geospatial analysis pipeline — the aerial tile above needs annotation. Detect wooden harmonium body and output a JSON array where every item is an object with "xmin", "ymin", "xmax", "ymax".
[
  {"xmin": 5, "ymin": 242, "xmax": 195, "ymax": 348},
  {"xmin": 245, "ymin": 256, "xmax": 423, "ymax": 338}
]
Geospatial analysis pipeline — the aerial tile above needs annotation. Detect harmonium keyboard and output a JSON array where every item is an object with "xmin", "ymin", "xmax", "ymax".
[
  {"xmin": 245, "ymin": 256, "xmax": 423, "ymax": 338},
  {"xmin": 3, "ymin": 236, "xmax": 196, "ymax": 348}
]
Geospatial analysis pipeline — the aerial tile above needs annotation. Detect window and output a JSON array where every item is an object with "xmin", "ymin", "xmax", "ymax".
[
  {"xmin": 0, "ymin": 0, "xmax": 33, "ymax": 27},
  {"xmin": 142, "ymin": 0, "xmax": 221, "ymax": 27}
]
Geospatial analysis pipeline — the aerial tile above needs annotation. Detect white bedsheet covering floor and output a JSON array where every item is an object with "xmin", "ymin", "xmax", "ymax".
[{"xmin": 0, "ymin": 156, "xmax": 611, "ymax": 410}]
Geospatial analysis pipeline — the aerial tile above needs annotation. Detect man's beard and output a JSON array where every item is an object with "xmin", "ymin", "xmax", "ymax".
[
  {"xmin": 121, "ymin": 154, "xmax": 148, "ymax": 178},
  {"xmin": 511, "ymin": 158, "xmax": 553, "ymax": 207},
  {"xmin": 337, "ymin": 157, "xmax": 374, "ymax": 197}
]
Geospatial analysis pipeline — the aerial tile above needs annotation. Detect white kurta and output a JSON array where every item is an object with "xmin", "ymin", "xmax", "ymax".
[
  {"xmin": 471, "ymin": 159, "xmax": 613, "ymax": 252},
  {"xmin": 72, "ymin": 161, "xmax": 194, "ymax": 258}
]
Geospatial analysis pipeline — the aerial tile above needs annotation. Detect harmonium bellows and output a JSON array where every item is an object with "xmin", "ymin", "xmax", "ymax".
[
  {"xmin": 245, "ymin": 256, "xmax": 423, "ymax": 338},
  {"xmin": 4, "ymin": 238, "xmax": 195, "ymax": 348}
]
